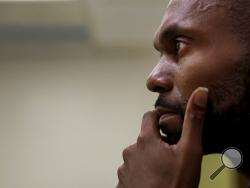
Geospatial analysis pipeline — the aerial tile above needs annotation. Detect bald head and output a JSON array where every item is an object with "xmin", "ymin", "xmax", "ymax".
[
  {"xmin": 167, "ymin": 0, "xmax": 250, "ymax": 50},
  {"xmin": 167, "ymin": 0, "xmax": 226, "ymax": 12}
]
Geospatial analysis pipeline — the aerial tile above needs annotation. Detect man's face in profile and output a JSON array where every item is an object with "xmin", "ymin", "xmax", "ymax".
[{"xmin": 147, "ymin": 0, "xmax": 250, "ymax": 153}]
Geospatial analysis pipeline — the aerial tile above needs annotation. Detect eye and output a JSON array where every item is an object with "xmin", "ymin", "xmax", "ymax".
[{"xmin": 175, "ymin": 40, "xmax": 186, "ymax": 55}]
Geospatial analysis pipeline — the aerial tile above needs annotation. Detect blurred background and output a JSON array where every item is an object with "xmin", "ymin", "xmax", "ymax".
[{"xmin": 0, "ymin": 0, "xmax": 247, "ymax": 187}]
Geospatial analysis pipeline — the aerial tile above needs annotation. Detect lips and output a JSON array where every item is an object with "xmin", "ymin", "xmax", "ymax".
[
  {"xmin": 159, "ymin": 113, "xmax": 182, "ymax": 134},
  {"xmin": 156, "ymin": 106, "xmax": 183, "ymax": 144}
]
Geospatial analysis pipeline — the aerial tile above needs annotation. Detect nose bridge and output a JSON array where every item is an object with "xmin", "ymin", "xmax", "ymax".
[{"xmin": 147, "ymin": 59, "xmax": 174, "ymax": 93}]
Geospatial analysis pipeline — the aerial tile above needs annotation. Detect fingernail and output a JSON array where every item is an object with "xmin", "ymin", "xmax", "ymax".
[{"xmin": 194, "ymin": 87, "xmax": 208, "ymax": 108}]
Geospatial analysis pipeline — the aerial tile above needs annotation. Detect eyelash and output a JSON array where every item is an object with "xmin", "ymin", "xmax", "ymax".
[{"xmin": 158, "ymin": 37, "xmax": 188, "ymax": 58}]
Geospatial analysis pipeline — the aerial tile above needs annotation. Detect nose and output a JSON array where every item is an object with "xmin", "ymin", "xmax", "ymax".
[{"xmin": 146, "ymin": 62, "xmax": 174, "ymax": 93}]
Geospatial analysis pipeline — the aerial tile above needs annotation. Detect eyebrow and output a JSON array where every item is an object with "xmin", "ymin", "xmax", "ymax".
[
  {"xmin": 154, "ymin": 24, "xmax": 179, "ymax": 51},
  {"xmin": 154, "ymin": 23, "xmax": 196, "ymax": 51}
]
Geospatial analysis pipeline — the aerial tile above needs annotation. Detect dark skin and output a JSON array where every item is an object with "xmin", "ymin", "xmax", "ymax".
[
  {"xmin": 117, "ymin": 0, "xmax": 250, "ymax": 187},
  {"xmin": 117, "ymin": 88, "xmax": 208, "ymax": 188}
]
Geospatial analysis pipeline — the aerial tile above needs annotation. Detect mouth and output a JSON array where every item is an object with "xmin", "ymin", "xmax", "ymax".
[{"xmin": 155, "ymin": 106, "xmax": 183, "ymax": 144}]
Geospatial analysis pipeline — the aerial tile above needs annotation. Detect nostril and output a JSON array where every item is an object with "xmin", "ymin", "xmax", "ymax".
[
  {"xmin": 150, "ymin": 86, "xmax": 166, "ymax": 93},
  {"xmin": 153, "ymin": 86, "xmax": 166, "ymax": 93},
  {"xmin": 147, "ymin": 77, "xmax": 173, "ymax": 93}
]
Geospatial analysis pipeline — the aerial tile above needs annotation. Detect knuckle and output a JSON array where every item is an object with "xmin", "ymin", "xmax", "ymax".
[
  {"xmin": 122, "ymin": 148, "xmax": 130, "ymax": 163},
  {"xmin": 117, "ymin": 165, "xmax": 125, "ymax": 181},
  {"xmin": 122, "ymin": 144, "xmax": 135, "ymax": 162},
  {"xmin": 137, "ymin": 134, "xmax": 146, "ymax": 148},
  {"xmin": 189, "ymin": 110, "xmax": 205, "ymax": 121}
]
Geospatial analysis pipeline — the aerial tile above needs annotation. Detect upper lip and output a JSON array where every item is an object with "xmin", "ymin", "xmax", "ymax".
[{"xmin": 155, "ymin": 106, "xmax": 178, "ymax": 116}]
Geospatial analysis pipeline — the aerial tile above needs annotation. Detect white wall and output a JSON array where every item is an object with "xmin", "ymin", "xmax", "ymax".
[{"xmin": 0, "ymin": 54, "xmax": 157, "ymax": 188}]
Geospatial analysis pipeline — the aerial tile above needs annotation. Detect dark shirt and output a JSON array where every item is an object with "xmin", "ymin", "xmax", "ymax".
[{"xmin": 248, "ymin": 183, "xmax": 250, "ymax": 188}]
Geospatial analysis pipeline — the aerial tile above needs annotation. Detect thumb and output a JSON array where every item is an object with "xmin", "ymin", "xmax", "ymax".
[{"xmin": 178, "ymin": 87, "xmax": 208, "ymax": 152}]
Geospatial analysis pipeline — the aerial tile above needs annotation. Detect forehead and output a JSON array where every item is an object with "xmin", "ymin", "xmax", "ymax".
[
  {"xmin": 155, "ymin": 0, "xmax": 229, "ymax": 42},
  {"xmin": 167, "ymin": 0, "xmax": 226, "ymax": 13},
  {"xmin": 165, "ymin": 0, "xmax": 227, "ymax": 22}
]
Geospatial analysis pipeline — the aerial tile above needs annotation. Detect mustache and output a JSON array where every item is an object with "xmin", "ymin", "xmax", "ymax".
[{"xmin": 154, "ymin": 95, "xmax": 185, "ymax": 117}]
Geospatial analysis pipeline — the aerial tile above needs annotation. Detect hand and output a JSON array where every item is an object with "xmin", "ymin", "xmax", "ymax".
[{"xmin": 116, "ymin": 87, "xmax": 208, "ymax": 188}]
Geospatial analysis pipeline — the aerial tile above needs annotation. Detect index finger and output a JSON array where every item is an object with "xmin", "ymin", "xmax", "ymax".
[
  {"xmin": 178, "ymin": 87, "xmax": 208, "ymax": 152},
  {"xmin": 139, "ymin": 111, "xmax": 161, "ymax": 141}
]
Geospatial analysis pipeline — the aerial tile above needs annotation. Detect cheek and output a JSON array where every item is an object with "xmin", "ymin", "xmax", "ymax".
[
  {"xmin": 175, "ymin": 61, "xmax": 218, "ymax": 99},
  {"xmin": 174, "ymin": 48, "xmax": 239, "ymax": 98},
  {"xmin": 175, "ymin": 59, "xmax": 246, "ymax": 113}
]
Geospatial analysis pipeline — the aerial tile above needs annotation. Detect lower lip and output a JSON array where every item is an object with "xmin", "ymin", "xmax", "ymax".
[{"xmin": 159, "ymin": 113, "xmax": 182, "ymax": 134}]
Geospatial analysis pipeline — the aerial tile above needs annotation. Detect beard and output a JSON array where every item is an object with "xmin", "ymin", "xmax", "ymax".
[
  {"xmin": 202, "ymin": 95, "xmax": 249, "ymax": 154},
  {"xmin": 202, "ymin": 65, "xmax": 250, "ymax": 174},
  {"xmin": 155, "ymin": 58, "xmax": 250, "ymax": 175},
  {"xmin": 202, "ymin": 88, "xmax": 250, "ymax": 175},
  {"xmin": 201, "ymin": 60, "xmax": 250, "ymax": 158}
]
